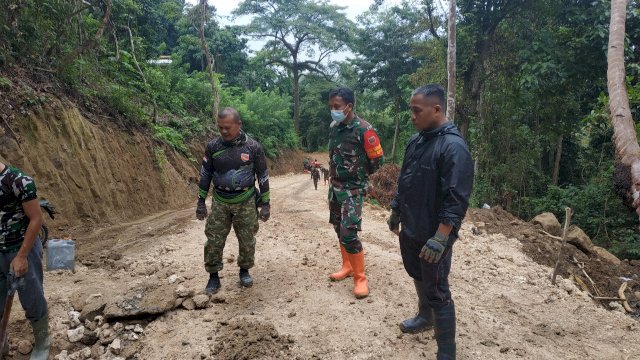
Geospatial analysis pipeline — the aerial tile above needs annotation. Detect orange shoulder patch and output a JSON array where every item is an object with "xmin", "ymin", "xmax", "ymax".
[{"xmin": 363, "ymin": 129, "xmax": 383, "ymax": 159}]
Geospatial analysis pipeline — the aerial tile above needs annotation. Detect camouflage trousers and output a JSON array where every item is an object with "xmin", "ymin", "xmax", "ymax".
[
  {"xmin": 204, "ymin": 199, "xmax": 259, "ymax": 273},
  {"xmin": 329, "ymin": 191, "xmax": 363, "ymax": 254}
]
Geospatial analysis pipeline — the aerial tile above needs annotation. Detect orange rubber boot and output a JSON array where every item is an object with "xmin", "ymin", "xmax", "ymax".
[
  {"xmin": 329, "ymin": 245, "xmax": 353, "ymax": 281},
  {"xmin": 348, "ymin": 251, "xmax": 369, "ymax": 299}
]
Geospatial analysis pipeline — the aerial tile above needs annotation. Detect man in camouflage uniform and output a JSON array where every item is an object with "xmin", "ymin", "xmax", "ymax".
[
  {"xmin": 0, "ymin": 162, "xmax": 50, "ymax": 359},
  {"xmin": 196, "ymin": 108, "xmax": 271, "ymax": 294},
  {"xmin": 311, "ymin": 167, "xmax": 320, "ymax": 190},
  {"xmin": 327, "ymin": 87, "xmax": 384, "ymax": 299}
]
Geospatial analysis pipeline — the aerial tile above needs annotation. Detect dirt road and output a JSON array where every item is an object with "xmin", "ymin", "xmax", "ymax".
[{"xmin": 7, "ymin": 173, "xmax": 640, "ymax": 359}]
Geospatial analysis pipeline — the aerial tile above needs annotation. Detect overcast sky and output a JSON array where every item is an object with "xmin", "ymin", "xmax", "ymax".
[
  {"xmin": 184, "ymin": 0, "xmax": 405, "ymax": 60},
  {"xmin": 186, "ymin": 0, "xmax": 401, "ymax": 22}
]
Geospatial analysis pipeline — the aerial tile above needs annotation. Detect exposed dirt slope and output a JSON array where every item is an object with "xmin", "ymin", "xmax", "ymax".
[
  {"xmin": 0, "ymin": 100, "xmax": 199, "ymax": 231},
  {"xmin": 467, "ymin": 207, "xmax": 640, "ymax": 309},
  {"xmin": 4, "ymin": 174, "xmax": 637, "ymax": 360}
]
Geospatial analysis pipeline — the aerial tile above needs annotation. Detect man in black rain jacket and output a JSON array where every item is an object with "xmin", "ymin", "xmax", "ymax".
[{"xmin": 388, "ymin": 84, "xmax": 474, "ymax": 360}]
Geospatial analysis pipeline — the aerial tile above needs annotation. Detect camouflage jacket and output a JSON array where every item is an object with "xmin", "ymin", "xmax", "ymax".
[
  {"xmin": 329, "ymin": 116, "xmax": 384, "ymax": 202},
  {"xmin": 198, "ymin": 131, "xmax": 270, "ymax": 205},
  {"xmin": 0, "ymin": 165, "xmax": 37, "ymax": 252}
]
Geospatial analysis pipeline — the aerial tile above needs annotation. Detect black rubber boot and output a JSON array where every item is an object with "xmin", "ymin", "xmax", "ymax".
[
  {"xmin": 239, "ymin": 268, "xmax": 253, "ymax": 288},
  {"xmin": 434, "ymin": 302, "xmax": 456, "ymax": 360},
  {"xmin": 205, "ymin": 273, "xmax": 221, "ymax": 294},
  {"xmin": 30, "ymin": 313, "xmax": 51, "ymax": 360},
  {"xmin": 399, "ymin": 280, "xmax": 434, "ymax": 333}
]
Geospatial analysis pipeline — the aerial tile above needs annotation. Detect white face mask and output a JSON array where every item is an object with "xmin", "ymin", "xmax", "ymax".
[{"xmin": 329, "ymin": 106, "xmax": 350, "ymax": 128}]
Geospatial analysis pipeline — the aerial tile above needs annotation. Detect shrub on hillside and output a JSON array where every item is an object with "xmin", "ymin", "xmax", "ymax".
[{"xmin": 368, "ymin": 164, "xmax": 401, "ymax": 208}]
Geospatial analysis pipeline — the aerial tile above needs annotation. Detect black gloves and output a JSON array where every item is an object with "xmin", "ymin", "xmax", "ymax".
[{"xmin": 196, "ymin": 198, "xmax": 208, "ymax": 220}]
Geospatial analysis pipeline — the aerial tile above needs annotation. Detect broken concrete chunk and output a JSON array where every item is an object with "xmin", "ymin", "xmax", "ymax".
[
  {"xmin": 103, "ymin": 283, "xmax": 177, "ymax": 320},
  {"xmin": 67, "ymin": 326, "xmax": 85, "ymax": 343},
  {"xmin": 79, "ymin": 300, "xmax": 106, "ymax": 322},
  {"xmin": 182, "ymin": 298, "xmax": 196, "ymax": 310},
  {"xmin": 193, "ymin": 294, "xmax": 210, "ymax": 309}
]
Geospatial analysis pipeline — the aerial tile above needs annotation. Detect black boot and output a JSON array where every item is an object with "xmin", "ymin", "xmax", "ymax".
[
  {"xmin": 239, "ymin": 268, "xmax": 253, "ymax": 287},
  {"xmin": 205, "ymin": 273, "xmax": 221, "ymax": 294},
  {"xmin": 399, "ymin": 280, "xmax": 434, "ymax": 333},
  {"xmin": 434, "ymin": 302, "xmax": 456, "ymax": 360}
]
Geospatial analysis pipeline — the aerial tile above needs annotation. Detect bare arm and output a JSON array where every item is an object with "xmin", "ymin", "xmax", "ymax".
[{"xmin": 11, "ymin": 199, "xmax": 43, "ymax": 277}]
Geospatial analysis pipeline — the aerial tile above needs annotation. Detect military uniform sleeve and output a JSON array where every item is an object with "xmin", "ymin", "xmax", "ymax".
[
  {"xmin": 198, "ymin": 142, "xmax": 215, "ymax": 200},
  {"xmin": 13, "ymin": 173, "xmax": 37, "ymax": 203},
  {"xmin": 438, "ymin": 139, "xmax": 474, "ymax": 230},
  {"xmin": 254, "ymin": 143, "xmax": 270, "ymax": 205},
  {"xmin": 362, "ymin": 128, "xmax": 384, "ymax": 174}
]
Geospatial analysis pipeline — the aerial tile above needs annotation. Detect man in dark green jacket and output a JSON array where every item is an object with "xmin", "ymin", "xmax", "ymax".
[{"xmin": 388, "ymin": 85, "xmax": 473, "ymax": 360}]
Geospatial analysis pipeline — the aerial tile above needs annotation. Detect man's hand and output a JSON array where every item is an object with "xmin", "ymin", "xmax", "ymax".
[
  {"xmin": 419, "ymin": 232, "xmax": 448, "ymax": 263},
  {"xmin": 259, "ymin": 204, "xmax": 271, "ymax": 222},
  {"xmin": 196, "ymin": 198, "xmax": 208, "ymax": 220},
  {"xmin": 10, "ymin": 255, "xmax": 28, "ymax": 278},
  {"xmin": 387, "ymin": 209, "xmax": 400, "ymax": 236}
]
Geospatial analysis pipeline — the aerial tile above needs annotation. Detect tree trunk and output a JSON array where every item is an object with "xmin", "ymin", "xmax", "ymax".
[
  {"xmin": 293, "ymin": 68, "xmax": 301, "ymax": 133},
  {"xmin": 552, "ymin": 135, "xmax": 563, "ymax": 186},
  {"xmin": 123, "ymin": 24, "xmax": 157, "ymax": 123},
  {"xmin": 199, "ymin": 0, "xmax": 220, "ymax": 122},
  {"xmin": 607, "ymin": 0, "xmax": 640, "ymax": 216},
  {"xmin": 391, "ymin": 100, "xmax": 401, "ymax": 162},
  {"xmin": 446, "ymin": 0, "xmax": 457, "ymax": 124},
  {"xmin": 58, "ymin": 0, "xmax": 112, "ymax": 72}
]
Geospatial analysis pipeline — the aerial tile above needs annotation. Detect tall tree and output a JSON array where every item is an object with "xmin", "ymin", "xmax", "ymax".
[
  {"xmin": 198, "ymin": 0, "xmax": 220, "ymax": 121},
  {"xmin": 446, "ymin": 0, "xmax": 456, "ymax": 123},
  {"xmin": 607, "ymin": 0, "xmax": 640, "ymax": 217},
  {"xmin": 235, "ymin": 0, "xmax": 352, "ymax": 132},
  {"xmin": 352, "ymin": 4, "xmax": 423, "ymax": 161}
]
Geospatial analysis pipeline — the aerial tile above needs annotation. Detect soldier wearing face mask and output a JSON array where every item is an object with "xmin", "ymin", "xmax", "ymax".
[{"xmin": 326, "ymin": 87, "xmax": 384, "ymax": 299}]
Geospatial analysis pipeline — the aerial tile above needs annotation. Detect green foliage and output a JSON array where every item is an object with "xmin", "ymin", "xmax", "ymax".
[
  {"xmin": 153, "ymin": 125, "xmax": 189, "ymax": 155},
  {"xmin": 153, "ymin": 146, "xmax": 169, "ymax": 184},
  {"xmin": 220, "ymin": 88, "xmax": 298, "ymax": 158},
  {"xmin": 0, "ymin": 77, "xmax": 13, "ymax": 88}
]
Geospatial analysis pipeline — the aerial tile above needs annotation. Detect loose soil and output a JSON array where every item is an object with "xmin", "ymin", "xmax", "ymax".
[
  {"xmin": 466, "ymin": 207, "xmax": 640, "ymax": 309},
  {"xmin": 4, "ymin": 174, "xmax": 639, "ymax": 360}
]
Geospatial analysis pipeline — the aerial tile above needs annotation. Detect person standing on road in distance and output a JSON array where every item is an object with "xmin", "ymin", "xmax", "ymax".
[
  {"xmin": 0, "ymin": 162, "xmax": 50, "ymax": 360},
  {"xmin": 195, "ymin": 108, "xmax": 271, "ymax": 294},
  {"xmin": 327, "ymin": 87, "xmax": 384, "ymax": 299},
  {"xmin": 321, "ymin": 167, "xmax": 330, "ymax": 186},
  {"xmin": 388, "ymin": 85, "xmax": 473, "ymax": 359},
  {"xmin": 311, "ymin": 167, "xmax": 320, "ymax": 190}
]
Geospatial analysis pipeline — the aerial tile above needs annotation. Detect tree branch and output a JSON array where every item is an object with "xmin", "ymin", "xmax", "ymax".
[
  {"xmin": 58, "ymin": 0, "xmax": 112, "ymax": 72},
  {"xmin": 425, "ymin": 1, "xmax": 442, "ymax": 41}
]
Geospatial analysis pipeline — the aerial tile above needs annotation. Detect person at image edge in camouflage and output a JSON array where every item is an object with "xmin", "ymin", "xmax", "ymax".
[
  {"xmin": 0, "ymin": 163, "xmax": 50, "ymax": 359},
  {"xmin": 195, "ymin": 107, "xmax": 270, "ymax": 294},
  {"xmin": 327, "ymin": 87, "xmax": 384, "ymax": 299}
]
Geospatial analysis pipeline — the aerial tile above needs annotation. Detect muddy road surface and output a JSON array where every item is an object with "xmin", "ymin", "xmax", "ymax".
[{"xmin": 4, "ymin": 174, "xmax": 639, "ymax": 359}]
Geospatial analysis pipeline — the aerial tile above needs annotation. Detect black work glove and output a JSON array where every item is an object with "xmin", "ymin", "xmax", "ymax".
[
  {"xmin": 419, "ymin": 232, "xmax": 448, "ymax": 263},
  {"xmin": 196, "ymin": 198, "xmax": 208, "ymax": 220},
  {"xmin": 387, "ymin": 209, "xmax": 400, "ymax": 233},
  {"xmin": 259, "ymin": 204, "xmax": 271, "ymax": 222}
]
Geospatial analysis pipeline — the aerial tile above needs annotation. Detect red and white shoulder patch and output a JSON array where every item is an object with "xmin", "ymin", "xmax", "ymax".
[
  {"xmin": 363, "ymin": 129, "xmax": 383, "ymax": 159},
  {"xmin": 241, "ymin": 153, "xmax": 250, "ymax": 162}
]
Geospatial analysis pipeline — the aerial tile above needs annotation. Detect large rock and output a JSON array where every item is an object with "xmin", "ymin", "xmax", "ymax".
[
  {"xmin": 79, "ymin": 300, "xmax": 106, "ymax": 322},
  {"xmin": 193, "ymin": 295, "xmax": 210, "ymax": 309},
  {"xmin": 592, "ymin": 246, "xmax": 621, "ymax": 266},
  {"xmin": 532, "ymin": 213, "xmax": 562, "ymax": 236},
  {"xmin": 566, "ymin": 226, "xmax": 594, "ymax": 254},
  {"xmin": 103, "ymin": 283, "xmax": 177, "ymax": 320}
]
